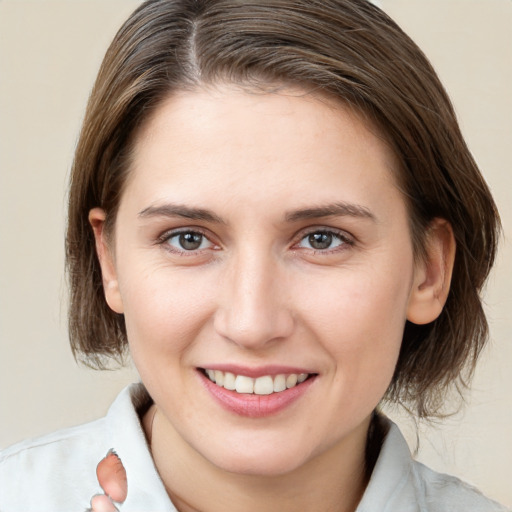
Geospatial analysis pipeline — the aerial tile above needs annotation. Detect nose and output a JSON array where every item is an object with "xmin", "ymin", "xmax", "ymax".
[{"xmin": 213, "ymin": 251, "xmax": 295, "ymax": 350}]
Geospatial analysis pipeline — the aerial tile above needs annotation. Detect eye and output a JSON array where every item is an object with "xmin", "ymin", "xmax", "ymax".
[
  {"xmin": 163, "ymin": 230, "xmax": 214, "ymax": 252},
  {"xmin": 296, "ymin": 230, "xmax": 351, "ymax": 251}
]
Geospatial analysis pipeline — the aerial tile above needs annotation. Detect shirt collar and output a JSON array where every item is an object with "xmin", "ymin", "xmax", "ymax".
[
  {"xmin": 105, "ymin": 383, "xmax": 176, "ymax": 511},
  {"xmin": 356, "ymin": 416, "xmax": 414, "ymax": 511},
  {"xmin": 110, "ymin": 384, "xmax": 414, "ymax": 512}
]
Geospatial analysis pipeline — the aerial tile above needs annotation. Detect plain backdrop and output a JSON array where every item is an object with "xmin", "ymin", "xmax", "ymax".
[{"xmin": 0, "ymin": 0, "xmax": 511, "ymax": 507}]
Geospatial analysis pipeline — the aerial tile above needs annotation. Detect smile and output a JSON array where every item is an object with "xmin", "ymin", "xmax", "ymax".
[
  {"xmin": 199, "ymin": 367, "xmax": 317, "ymax": 417},
  {"xmin": 203, "ymin": 369, "xmax": 310, "ymax": 395}
]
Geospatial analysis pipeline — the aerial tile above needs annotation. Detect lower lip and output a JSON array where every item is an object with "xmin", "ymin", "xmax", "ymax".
[{"xmin": 198, "ymin": 371, "xmax": 316, "ymax": 418}]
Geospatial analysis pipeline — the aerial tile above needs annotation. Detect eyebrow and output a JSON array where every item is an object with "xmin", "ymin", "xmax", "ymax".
[
  {"xmin": 284, "ymin": 202, "xmax": 376, "ymax": 223},
  {"xmin": 138, "ymin": 204, "xmax": 226, "ymax": 224},
  {"xmin": 138, "ymin": 201, "xmax": 376, "ymax": 224}
]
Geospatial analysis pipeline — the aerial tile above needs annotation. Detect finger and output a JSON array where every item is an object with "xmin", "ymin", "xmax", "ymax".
[
  {"xmin": 90, "ymin": 494, "xmax": 118, "ymax": 512},
  {"xmin": 96, "ymin": 449, "xmax": 128, "ymax": 503}
]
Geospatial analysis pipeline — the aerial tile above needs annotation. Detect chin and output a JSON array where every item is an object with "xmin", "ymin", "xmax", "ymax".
[
  {"xmin": 198, "ymin": 435, "xmax": 314, "ymax": 477},
  {"xmin": 214, "ymin": 453, "xmax": 307, "ymax": 477}
]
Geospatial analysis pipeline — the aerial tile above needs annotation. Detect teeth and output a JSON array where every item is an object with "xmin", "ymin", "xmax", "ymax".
[
  {"xmin": 235, "ymin": 375, "xmax": 254, "ymax": 394},
  {"xmin": 286, "ymin": 374, "xmax": 297, "ymax": 388},
  {"xmin": 223, "ymin": 372, "xmax": 236, "ymax": 391},
  {"xmin": 254, "ymin": 376, "xmax": 273, "ymax": 395},
  {"xmin": 204, "ymin": 369, "xmax": 311, "ymax": 395},
  {"xmin": 273, "ymin": 374, "xmax": 286, "ymax": 392},
  {"xmin": 214, "ymin": 370, "xmax": 224, "ymax": 386}
]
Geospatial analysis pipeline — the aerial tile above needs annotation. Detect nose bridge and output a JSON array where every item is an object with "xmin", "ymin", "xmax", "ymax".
[{"xmin": 214, "ymin": 246, "xmax": 293, "ymax": 349}]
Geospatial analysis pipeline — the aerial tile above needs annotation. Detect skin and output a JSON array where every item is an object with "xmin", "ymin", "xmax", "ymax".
[
  {"xmin": 90, "ymin": 85, "xmax": 455, "ymax": 512},
  {"xmin": 90, "ymin": 450, "xmax": 127, "ymax": 512}
]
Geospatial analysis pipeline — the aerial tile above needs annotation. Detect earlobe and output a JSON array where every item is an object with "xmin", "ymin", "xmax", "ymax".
[
  {"xmin": 88, "ymin": 208, "xmax": 124, "ymax": 314},
  {"xmin": 406, "ymin": 218, "xmax": 456, "ymax": 325}
]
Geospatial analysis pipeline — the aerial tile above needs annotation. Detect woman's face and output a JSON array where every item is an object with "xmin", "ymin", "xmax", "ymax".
[{"xmin": 95, "ymin": 86, "xmax": 430, "ymax": 476}]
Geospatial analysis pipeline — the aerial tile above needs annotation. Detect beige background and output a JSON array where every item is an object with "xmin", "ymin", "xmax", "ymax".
[{"xmin": 0, "ymin": 0, "xmax": 511, "ymax": 507}]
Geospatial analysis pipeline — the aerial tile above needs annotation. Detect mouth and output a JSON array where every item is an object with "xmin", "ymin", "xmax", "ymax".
[{"xmin": 200, "ymin": 368, "xmax": 315, "ymax": 395}]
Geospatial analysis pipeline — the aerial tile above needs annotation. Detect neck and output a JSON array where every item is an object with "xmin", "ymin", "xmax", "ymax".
[{"xmin": 144, "ymin": 407, "xmax": 372, "ymax": 512}]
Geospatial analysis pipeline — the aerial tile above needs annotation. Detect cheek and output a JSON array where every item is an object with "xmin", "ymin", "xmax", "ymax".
[
  {"xmin": 304, "ymin": 262, "xmax": 410, "ymax": 336},
  {"xmin": 117, "ymin": 261, "xmax": 217, "ymax": 361},
  {"xmin": 302, "ymin": 266, "xmax": 411, "ymax": 391}
]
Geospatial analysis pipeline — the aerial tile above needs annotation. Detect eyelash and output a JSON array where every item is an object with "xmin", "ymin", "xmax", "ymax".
[
  {"xmin": 293, "ymin": 228, "xmax": 354, "ymax": 253},
  {"xmin": 156, "ymin": 228, "xmax": 217, "ymax": 256},
  {"xmin": 156, "ymin": 227, "xmax": 354, "ymax": 256}
]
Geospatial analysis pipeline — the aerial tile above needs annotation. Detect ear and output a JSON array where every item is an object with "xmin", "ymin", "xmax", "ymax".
[
  {"xmin": 407, "ymin": 218, "xmax": 456, "ymax": 325},
  {"xmin": 89, "ymin": 208, "xmax": 124, "ymax": 314}
]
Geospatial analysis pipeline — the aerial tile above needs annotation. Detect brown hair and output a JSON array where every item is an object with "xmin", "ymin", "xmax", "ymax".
[{"xmin": 66, "ymin": 0, "xmax": 500, "ymax": 418}]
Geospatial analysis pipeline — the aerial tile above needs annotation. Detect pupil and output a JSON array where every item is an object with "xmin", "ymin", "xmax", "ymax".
[
  {"xmin": 309, "ymin": 232, "xmax": 332, "ymax": 250},
  {"xmin": 179, "ymin": 232, "xmax": 202, "ymax": 250}
]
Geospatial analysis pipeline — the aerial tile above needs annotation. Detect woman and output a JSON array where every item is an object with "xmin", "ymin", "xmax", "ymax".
[{"xmin": 0, "ymin": 1, "xmax": 507, "ymax": 511}]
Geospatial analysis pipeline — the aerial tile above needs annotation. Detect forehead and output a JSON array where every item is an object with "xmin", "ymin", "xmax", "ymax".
[{"xmin": 122, "ymin": 85, "xmax": 403, "ymax": 220}]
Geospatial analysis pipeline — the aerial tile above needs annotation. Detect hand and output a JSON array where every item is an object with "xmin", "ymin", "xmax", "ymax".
[{"xmin": 90, "ymin": 449, "xmax": 128, "ymax": 512}]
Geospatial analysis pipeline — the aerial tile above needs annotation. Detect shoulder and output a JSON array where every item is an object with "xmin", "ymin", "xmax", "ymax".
[
  {"xmin": 358, "ymin": 417, "xmax": 509, "ymax": 512},
  {"xmin": 0, "ymin": 384, "xmax": 151, "ymax": 512},
  {"xmin": 0, "ymin": 414, "xmax": 112, "ymax": 511},
  {"xmin": 410, "ymin": 460, "xmax": 509, "ymax": 512},
  {"xmin": 0, "ymin": 414, "xmax": 106, "ymax": 463}
]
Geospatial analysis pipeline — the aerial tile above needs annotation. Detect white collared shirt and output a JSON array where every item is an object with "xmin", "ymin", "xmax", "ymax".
[{"xmin": 0, "ymin": 384, "xmax": 508, "ymax": 511}]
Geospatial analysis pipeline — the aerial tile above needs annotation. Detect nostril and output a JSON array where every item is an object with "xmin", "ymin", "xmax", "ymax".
[{"xmin": 213, "ymin": 304, "xmax": 295, "ymax": 349}]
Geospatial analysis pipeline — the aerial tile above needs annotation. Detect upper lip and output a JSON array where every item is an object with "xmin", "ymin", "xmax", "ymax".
[{"xmin": 198, "ymin": 364, "xmax": 316, "ymax": 379}]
